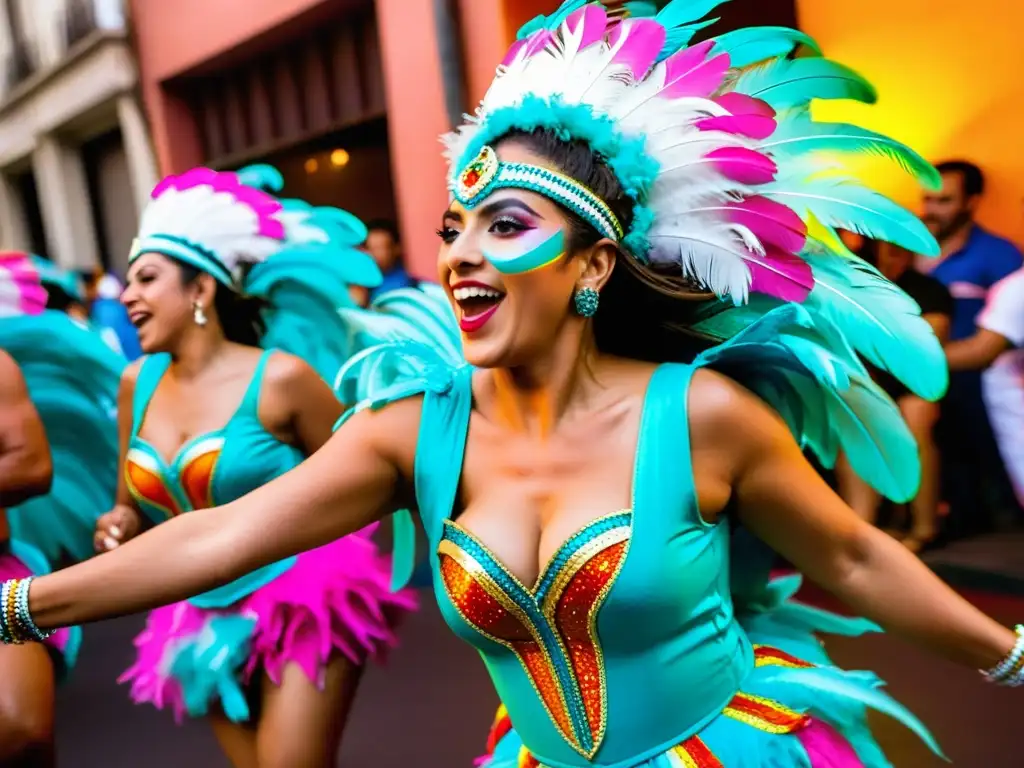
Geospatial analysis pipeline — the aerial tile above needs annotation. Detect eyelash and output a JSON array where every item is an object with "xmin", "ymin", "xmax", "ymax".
[
  {"xmin": 436, "ymin": 227, "xmax": 459, "ymax": 244},
  {"xmin": 436, "ymin": 215, "xmax": 532, "ymax": 244},
  {"xmin": 489, "ymin": 215, "xmax": 530, "ymax": 236}
]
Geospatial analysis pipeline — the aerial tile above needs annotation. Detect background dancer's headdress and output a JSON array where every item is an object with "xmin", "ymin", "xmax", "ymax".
[
  {"xmin": 132, "ymin": 165, "xmax": 384, "ymax": 383},
  {"xmin": 442, "ymin": 0, "xmax": 947, "ymax": 405},
  {"xmin": 0, "ymin": 253, "xmax": 125, "ymax": 674}
]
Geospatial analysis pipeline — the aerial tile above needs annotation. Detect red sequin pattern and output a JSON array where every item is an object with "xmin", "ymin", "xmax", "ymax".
[
  {"xmin": 553, "ymin": 539, "xmax": 628, "ymax": 745},
  {"xmin": 671, "ymin": 735, "xmax": 724, "ymax": 768},
  {"xmin": 439, "ymin": 557, "xmax": 574, "ymax": 740}
]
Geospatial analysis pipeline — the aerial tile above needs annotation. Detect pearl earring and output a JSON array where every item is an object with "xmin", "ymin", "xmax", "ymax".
[{"xmin": 192, "ymin": 301, "xmax": 208, "ymax": 327}]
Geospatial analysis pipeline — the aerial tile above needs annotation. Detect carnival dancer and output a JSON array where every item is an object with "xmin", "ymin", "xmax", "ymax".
[
  {"xmin": 0, "ymin": 252, "xmax": 123, "ymax": 766},
  {"xmin": 87, "ymin": 166, "xmax": 416, "ymax": 768},
  {"xmin": 5, "ymin": 3, "xmax": 1022, "ymax": 767}
]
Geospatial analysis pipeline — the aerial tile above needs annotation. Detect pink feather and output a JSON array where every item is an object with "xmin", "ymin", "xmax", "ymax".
[
  {"xmin": 608, "ymin": 19, "xmax": 666, "ymax": 79},
  {"xmin": 706, "ymin": 147, "xmax": 778, "ymax": 185},
  {"xmin": 727, "ymin": 196, "xmax": 807, "ymax": 253},
  {"xmin": 660, "ymin": 41, "xmax": 730, "ymax": 99},
  {"xmin": 697, "ymin": 93, "xmax": 777, "ymax": 138},
  {"xmin": 0, "ymin": 252, "xmax": 46, "ymax": 316},
  {"xmin": 696, "ymin": 113, "xmax": 776, "ymax": 139},
  {"xmin": 500, "ymin": 38, "xmax": 526, "ymax": 67},
  {"xmin": 715, "ymin": 92, "xmax": 776, "ymax": 118},
  {"xmin": 524, "ymin": 30, "xmax": 554, "ymax": 59},
  {"xmin": 151, "ymin": 169, "xmax": 286, "ymax": 242},
  {"xmin": 797, "ymin": 720, "xmax": 865, "ymax": 767},
  {"xmin": 564, "ymin": 5, "xmax": 608, "ymax": 52},
  {"xmin": 746, "ymin": 243, "xmax": 813, "ymax": 302}
]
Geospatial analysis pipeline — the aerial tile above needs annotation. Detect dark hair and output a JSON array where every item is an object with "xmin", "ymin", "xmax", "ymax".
[
  {"xmin": 935, "ymin": 160, "xmax": 984, "ymax": 198},
  {"xmin": 496, "ymin": 128, "xmax": 719, "ymax": 363},
  {"xmin": 365, "ymin": 218, "xmax": 400, "ymax": 243},
  {"xmin": 44, "ymin": 285, "xmax": 79, "ymax": 312},
  {"xmin": 177, "ymin": 262, "xmax": 267, "ymax": 347}
]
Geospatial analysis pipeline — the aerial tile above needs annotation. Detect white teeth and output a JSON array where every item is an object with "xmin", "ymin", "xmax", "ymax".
[{"xmin": 453, "ymin": 286, "xmax": 503, "ymax": 301}]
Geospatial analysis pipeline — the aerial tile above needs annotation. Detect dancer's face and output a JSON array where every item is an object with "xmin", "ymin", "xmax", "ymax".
[
  {"xmin": 437, "ymin": 142, "xmax": 603, "ymax": 369},
  {"xmin": 122, "ymin": 253, "xmax": 209, "ymax": 353}
]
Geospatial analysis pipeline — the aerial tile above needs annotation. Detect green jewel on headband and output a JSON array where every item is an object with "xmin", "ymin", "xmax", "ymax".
[{"xmin": 452, "ymin": 145, "xmax": 624, "ymax": 243}]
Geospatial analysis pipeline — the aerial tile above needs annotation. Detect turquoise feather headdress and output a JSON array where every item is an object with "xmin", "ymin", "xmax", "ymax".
[{"xmin": 441, "ymin": 0, "xmax": 947, "ymax": 402}]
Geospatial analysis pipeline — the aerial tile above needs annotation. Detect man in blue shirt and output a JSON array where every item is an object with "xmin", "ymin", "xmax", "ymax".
[
  {"xmin": 364, "ymin": 219, "xmax": 416, "ymax": 302},
  {"xmin": 918, "ymin": 161, "xmax": 1023, "ymax": 537},
  {"xmin": 918, "ymin": 161, "xmax": 1023, "ymax": 339}
]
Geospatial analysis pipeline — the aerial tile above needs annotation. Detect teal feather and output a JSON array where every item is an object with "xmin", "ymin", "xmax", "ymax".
[
  {"xmin": 245, "ymin": 248, "xmax": 382, "ymax": 384},
  {"xmin": 805, "ymin": 249, "xmax": 948, "ymax": 401},
  {"xmin": 758, "ymin": 665, "xmax": 945, "ymax": 759},
  {"xmin": 654, "ymin": 0, "xmax": 728, "ymax": 27},
  {"xmin": 765, "ymin": 177, "xmax": 940, "ymax": 257},
  {"xmin": 710, "ymin": 26, "xmax": 822, "ymax": 69},
  {"xmin": 734, "ymin": 57, "xmax": 877, "ymax": 109},
  {"xmin": 695, "ymin": 305, "xmax": 921, "ymax": 501},
  {"xmin": 310, "ymin": 206, "xmax": 367, "ymax": 246},
  {"xmin": 766, "ymin": 110, "xmax": 941, "ymax": 189},
  {"xmin": 623, "ymin": 1, "xmax": 658, "ymax": 16},
  {"xmin": 1, "ymin": 311, "xmax": 124, "ymax": 565},
  {"xmin": 516, "ymin": 0, "xmax": 586, "ymax": 39},
  {"xmin": 169, "ymin": 615, "xmax": 257, "ymax": 722},
  {"xmin": 234, "ymin": 163, "xmax": 284, "ymax": 192}
]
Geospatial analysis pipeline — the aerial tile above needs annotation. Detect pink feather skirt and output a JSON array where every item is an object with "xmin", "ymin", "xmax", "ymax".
[{"xmin": 118, "ymin": 525, "xmax": 418, "ymax": 723}]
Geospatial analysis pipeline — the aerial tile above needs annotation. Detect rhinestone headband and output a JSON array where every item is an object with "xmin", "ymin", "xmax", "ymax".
[{"xmin": 451, "ymin": 146, "xmax": 624, "ymax": 243}]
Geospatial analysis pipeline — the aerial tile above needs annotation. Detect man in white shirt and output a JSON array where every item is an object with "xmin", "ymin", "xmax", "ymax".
[{"xmin": 946, "ymin": 268, "xmax": 1024, "ymax": 507}]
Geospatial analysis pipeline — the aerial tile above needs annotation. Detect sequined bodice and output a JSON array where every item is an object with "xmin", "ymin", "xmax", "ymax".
[
  {"xmin": 125, "ymin": 352, "xmax": 303, "ymax": 523},
  {"xmin": 125, "ymin": 352, "xmax": 302, "ymax": 607},
  {"xmin": 427, "ymin": 364, "xmax": 753, "ymax": 768}
]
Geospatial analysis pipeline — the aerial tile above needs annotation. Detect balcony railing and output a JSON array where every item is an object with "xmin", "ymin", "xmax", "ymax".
[
  {"xmin": 64, "ymin": 0, "xmax": 99, "ymax": 48},
  {"xmin": 4, "ymin": 37, "xmax": 36, "ymax": 91}
]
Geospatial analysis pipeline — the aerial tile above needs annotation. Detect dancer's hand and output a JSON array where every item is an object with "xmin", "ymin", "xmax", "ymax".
[{"xmin": 94, "ymin": 506, "xmax": 141, "ymax": 552}]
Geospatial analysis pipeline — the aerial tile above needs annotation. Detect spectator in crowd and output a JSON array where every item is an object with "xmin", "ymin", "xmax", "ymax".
[
  {"xmin": 835, "ymin": 242, "xmax": 952, "ymax": 552},
  {"xmin": 917, "ymin": 161, "xmax": 1023, "ymax": 536},
  {"xmin": 89, "ymin": 273, "xmax": 142, "ymax": 360},
  {"xmin": 363, "ymin": 218, "xmax": 416, "ymax": 302},
  {"xmin": 946, "ymin": 267, "xmax": 1024, "ymax": 509}
]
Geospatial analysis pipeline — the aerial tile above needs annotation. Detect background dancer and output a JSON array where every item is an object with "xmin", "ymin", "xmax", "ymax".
[{"xmin": 93, "ymin": 167, "xmax": 417, "ymax": 768}]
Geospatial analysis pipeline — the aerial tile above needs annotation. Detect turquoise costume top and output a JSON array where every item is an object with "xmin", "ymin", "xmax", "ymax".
[
  {"xmin": 337, "ymin": 303, "xmax": 942, "ymax": 768},
  {"xmin": 126, "ymin": 350, "xmax": 299, "ymax": 608}
]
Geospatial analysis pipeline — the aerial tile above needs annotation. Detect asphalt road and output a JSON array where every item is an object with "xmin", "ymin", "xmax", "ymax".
[{"xmin": 52, "ymin": 587, "xmax": 1020, "ymax": 767}]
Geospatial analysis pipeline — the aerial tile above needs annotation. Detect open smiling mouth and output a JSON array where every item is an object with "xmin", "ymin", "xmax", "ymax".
[
  {"xmin": 129, "ymin": 312, "xmax": 152, "ymax": 329},
  {"xmin": 452, "ymin": 285, "xmax": 505, "ymax": 333}
]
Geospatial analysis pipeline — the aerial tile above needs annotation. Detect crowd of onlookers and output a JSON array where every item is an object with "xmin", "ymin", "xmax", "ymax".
[{"xmin": 834, "ymin": 161, "xmax": 1024, "ymax": 552}]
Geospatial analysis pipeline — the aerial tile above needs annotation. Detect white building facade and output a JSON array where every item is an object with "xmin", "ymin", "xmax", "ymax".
[{"xmin": 0, "ymin": 0, "xmax": 157, "ymax": 275}]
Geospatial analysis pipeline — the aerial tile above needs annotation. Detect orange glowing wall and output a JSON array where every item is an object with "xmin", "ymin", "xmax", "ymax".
[{"xmin": 797, "ymin": 0, "xmax": 1024, "ymax": 246}]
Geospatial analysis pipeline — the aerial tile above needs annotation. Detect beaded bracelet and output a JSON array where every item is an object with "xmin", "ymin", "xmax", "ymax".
[
  {"xmin": 0, "ymin": 578, "xmax": 53, "ymax": 645},
  {"xmin": 981, "ymin": 625, "xmax": 1024, "ymax": 685}
]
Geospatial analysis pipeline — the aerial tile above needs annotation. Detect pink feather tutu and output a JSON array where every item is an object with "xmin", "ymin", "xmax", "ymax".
[
  {"xmin": 0, "ymin": 549, "xmax": 79, "ymax": 676},
  {"xmin": 118, "ymin": 525, "xmax": 418, "ymax": 723}
]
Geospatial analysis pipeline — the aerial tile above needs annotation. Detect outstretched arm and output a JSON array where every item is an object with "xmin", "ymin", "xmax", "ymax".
[
  {"xmin": 29, "ymin": 396, "xmax": 421, "ymax": 630},
  {"xmin": 694, "ymin": 369, "xmax": 1015, "ymax": 671},
  {"xmin": 0, "ymin": 350, "xmax": 52, "ymax": 506}
]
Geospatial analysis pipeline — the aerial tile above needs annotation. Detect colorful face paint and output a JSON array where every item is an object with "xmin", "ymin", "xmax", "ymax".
[{"xmin": 483, "ymin": 229, "xmax": 565, "ymax": 275}]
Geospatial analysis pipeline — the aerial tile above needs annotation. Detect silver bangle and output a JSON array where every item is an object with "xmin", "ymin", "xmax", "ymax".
[{"xmin": 982, "ymin": 625, "xmax": 1024, "ymax": 685}]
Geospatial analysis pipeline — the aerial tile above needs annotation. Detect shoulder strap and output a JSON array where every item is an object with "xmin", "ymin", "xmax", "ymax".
[
  {"xmin": 632, "ymin": 362, "xmax": 702, "ymax": 527},
  {"xmin": 238, "ymin": 349, "xmax": 274, "ymax": 414},
  {"xmin": 131, "ymin": 354, "xmax": 172, "ymax": 436},
  {"xmin": 414, "ymin": 365, "xmax": 474, "ymax": 544}
]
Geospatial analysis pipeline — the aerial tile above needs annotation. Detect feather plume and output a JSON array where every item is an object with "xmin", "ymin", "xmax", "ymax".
[
  {"xmin": 733, "ymin": 57, "xmax": 877, "ymax": 109},
  {"xmin": 805, "ymin": 247, "xmax": 948, "ymax": 401},
  {"xmin": 763, "ymin": 111, "xmax": 941, "ymax": 190},
  {"xmin": 710, "ymin": 27, "xmax": 821, "ymax": 69},
  {"xmin": 764, "ymin": 175, "xmax": 939, "ymax": 256}
]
